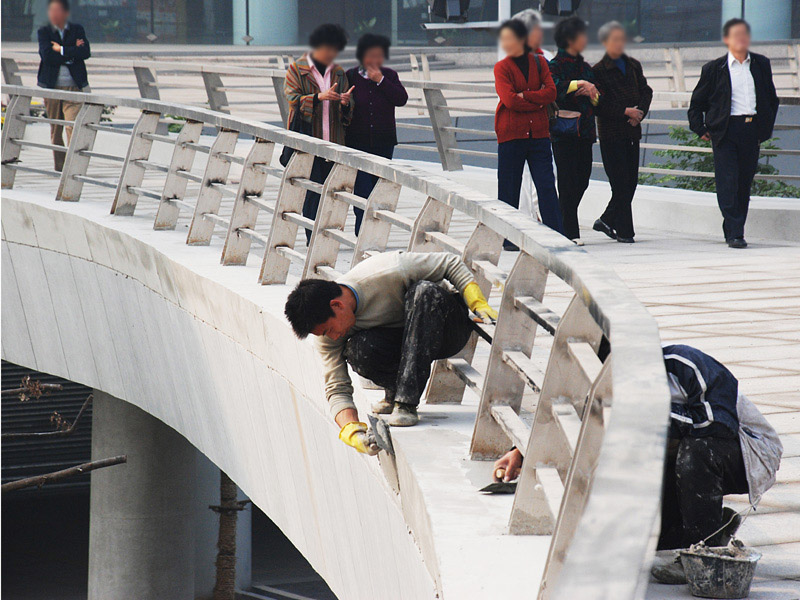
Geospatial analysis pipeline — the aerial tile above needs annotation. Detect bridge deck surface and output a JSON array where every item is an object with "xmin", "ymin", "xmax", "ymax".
[{"xmin": 6, "ymin": 136, "xmax": 799, "ymax": 598}]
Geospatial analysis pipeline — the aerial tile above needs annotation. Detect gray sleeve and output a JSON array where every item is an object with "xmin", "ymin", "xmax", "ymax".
[
  {"xmin": 399, "ymin": 252, "xmax": 475, "ymax": 293},
  {"xmin": 315, "ymin": 335, "xmax": 356, "ymax": 417}
]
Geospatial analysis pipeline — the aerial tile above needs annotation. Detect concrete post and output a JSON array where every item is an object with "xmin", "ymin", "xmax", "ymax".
[
  {"xmin": 88, "ymin": 392, "xmax": 251, "ymax": 600},
  {"xmin": 88, "ymin": 392, "xmax": 196, "ymax": 600},
  {"xmin": 133, "ymin": 66, "xmax": 160, "ymax": 100},
  {"xmin": 422, "ymin": 87, "xmax": 462, "ymax": 172},
  {"xmin": 1, "ymin": 58, "xmax": 23, "ymax": 85}
]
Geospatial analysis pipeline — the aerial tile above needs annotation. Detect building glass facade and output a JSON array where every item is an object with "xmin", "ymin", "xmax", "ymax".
[{"xmin": 2, "ymin": 0, "xmax": 798, "ymax": 45}]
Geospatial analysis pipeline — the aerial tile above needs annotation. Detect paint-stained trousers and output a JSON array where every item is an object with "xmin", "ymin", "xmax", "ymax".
[
  {"xmin": 343, "ymin": 281, "xmax": 473, "ymax": 406},
  {"xmin": 658, "ymin": 434, "xmax": 749, "ymax": 550}
]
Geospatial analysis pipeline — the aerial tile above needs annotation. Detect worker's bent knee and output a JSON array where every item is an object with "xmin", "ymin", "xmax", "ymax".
[
  {"xmin": 675, "ymin": 437, "xmax": 717, "ymax": 482},
  {"xmin": 406, "ymin": 280, "xmax": 448, "ymax": 307}
]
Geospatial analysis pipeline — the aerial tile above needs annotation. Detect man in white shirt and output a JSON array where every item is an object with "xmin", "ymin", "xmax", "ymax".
[{"xmin": 688, "ymin": 19, "xmax": 779, "ymax": 248}]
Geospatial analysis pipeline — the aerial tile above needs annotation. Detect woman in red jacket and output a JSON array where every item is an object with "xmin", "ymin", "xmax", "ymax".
[{"xmin": 495, "ymin": 19, "xmax": 563, "ymax": 246}]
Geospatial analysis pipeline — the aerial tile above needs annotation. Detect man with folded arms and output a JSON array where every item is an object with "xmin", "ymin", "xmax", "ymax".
[
  {"xmin": 284, "ymin": 252, "xmax": 496, "ymax": 453},
  {"xmin": 37, "ymin": 0, "xmax": 91, "ymax": 172}
]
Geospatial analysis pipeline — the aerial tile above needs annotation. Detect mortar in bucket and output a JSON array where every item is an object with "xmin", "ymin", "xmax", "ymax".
[{"xmin": 679, "ymin": 540, "xmax": 762, "ymax": 599}]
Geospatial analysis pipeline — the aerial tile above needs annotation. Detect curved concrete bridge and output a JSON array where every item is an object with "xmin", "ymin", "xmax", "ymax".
[{"xmin": 2, "ymin": 86, "xmax": 798, "ymax": 600}]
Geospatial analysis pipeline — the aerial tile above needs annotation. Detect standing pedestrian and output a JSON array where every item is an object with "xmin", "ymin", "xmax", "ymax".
[
  {"xmin": 512, "ymin": 8, "xmax": 555, "ymax": 223},
  {"xmin": 345, "ymin": 34, "xmax": 408, "ymax": 235},
  {"xmin": 688, "ymin": 18, "xmax": 779, "ymax": 248},
  {"xmin": 284, "ymin": 24, "xmax": 355, "ymax": 243},
  {"xmin": 548, "ymin": 17, "xmax": 599, "ymax": 245},
  {"xmin": 36, "ymin": 0, "xmax": 91, "ymax": 172},
  {"xmin": 592, "ymin": 21, "xmax": 653, "ymax": 244},
  {"xmin": 494, "ymin": 19, "xmax": 562, "ymax": 249}
]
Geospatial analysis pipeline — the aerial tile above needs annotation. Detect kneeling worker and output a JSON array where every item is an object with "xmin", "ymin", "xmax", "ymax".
[
  {"xmin": 494, "ymin": 344, "xmax": 782, "ymax": 581},
  {"xmin": 285, "ymin": 251, "xmax": 496, "ymax": 453}
]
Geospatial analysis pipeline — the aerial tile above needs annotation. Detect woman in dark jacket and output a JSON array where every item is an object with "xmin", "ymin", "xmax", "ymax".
[
  {"xmin": 592, "ymin": 21, "xmax": 653, "ymax": 243},
  {"xmin": 548, "ymin": 16, "xmax": 600, "ymax": 244},
  {"xmin": 494, "ymin": 19, "xmax": 562, "ymax": 246},
  {"xmin": 346, "ymin": 34, "xmax": 408, "ymax": 234}
]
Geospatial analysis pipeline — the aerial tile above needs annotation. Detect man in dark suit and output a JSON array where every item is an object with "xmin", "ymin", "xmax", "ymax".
[
  {"xmin": 37, "ymin": 0, "xmax": 91, "ymax": 171},
  {"xmin": 688, "ymin": 18, "xmax": 778, "ymax": 249}
]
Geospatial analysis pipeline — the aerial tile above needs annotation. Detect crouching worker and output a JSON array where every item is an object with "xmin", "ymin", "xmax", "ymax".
[
  {"xmin": 493, "ymin": 344, "xmax": 782, "ymax": 583},
  {"xmin": 284, "ymin": 251, "xmax": 496, "ymax": 453}
]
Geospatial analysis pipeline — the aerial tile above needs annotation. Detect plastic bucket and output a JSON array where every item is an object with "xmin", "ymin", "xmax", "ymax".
[{"xmin": 679, "ymin": 544, "xmax": 762, "ymax": 599}]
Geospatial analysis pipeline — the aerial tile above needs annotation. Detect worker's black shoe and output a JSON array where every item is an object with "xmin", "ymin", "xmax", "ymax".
[
  {"xmin": 617, "ymin": 236, "xmax": 635, "ymax": 244},
  {"xmin": 388, "ymin": 403, "xmax": 419, "ymax": 427},
  {"xmin": 650, "ymin": 550, "xmax": 687, "ymax": 585},
  {"xmin": 593, "ymin": 218, "xmax": 617, "ymax": 239},
  {"xmin": 727, "ymin": 238, "xmax": 748, "ymax": 249}
]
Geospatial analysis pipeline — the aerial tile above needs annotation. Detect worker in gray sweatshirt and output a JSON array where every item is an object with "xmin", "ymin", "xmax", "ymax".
[{"xmin": 284, "ymin": 251, "xmax": 496, "ymax": 454}]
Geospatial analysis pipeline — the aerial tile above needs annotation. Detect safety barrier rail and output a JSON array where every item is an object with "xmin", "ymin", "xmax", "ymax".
[
  {"xmin": 4, "ymin": 52, "xmax": 800, "ymax": 178},
  {"xmin": 2, "ymin": 84, "xmax": 669, "ymax": 599}
]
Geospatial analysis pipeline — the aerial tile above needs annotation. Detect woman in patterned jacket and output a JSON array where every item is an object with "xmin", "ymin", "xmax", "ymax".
[{"xmin": 284, "ymin": 24, "xmax": 355, "ymax": 242}]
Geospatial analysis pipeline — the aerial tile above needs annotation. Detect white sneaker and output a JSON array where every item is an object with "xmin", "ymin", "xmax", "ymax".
[{"xmin": 572, "ymin": 238, "xmax": 584, "ymax": 246}]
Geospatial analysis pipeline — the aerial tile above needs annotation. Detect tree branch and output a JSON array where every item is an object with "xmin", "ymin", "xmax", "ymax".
[
  {"xmin": 2, "ymin": 376, "xmax": 63, "ymax": 399},
  {"xmin": 2, "ymin": 394, "xmax": 93, "ymax": 440},
  {"xmin": 1, "ymin": 455, "xmax": 127, "ymax": 493}
]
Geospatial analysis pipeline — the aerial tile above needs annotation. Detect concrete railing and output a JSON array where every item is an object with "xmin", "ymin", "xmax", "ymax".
[
  {"xmin": 4, "ymin": 51, "xmax": 799, "ymax": 177},
  {"xmin": 2, "ymin": 84, "xmax": 669, "ymax": 599}
]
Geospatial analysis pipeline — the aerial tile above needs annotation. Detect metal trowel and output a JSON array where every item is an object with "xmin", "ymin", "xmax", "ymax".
[
  {"xmin": 479, "ymin": 467, "xmax": 518, "ymax": 494},
  {"xmin": 367, "ymin": 414, "xmax": 394, "ymax": 456},
  {"xmin": 479, "ymin": 481, "xmax": 517, "ymax": 494}
]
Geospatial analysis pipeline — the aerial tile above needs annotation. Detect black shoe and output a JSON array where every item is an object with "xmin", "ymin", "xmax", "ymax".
[
  {"xmin": 617, "ymin": 236, "xmax": 635, "ymax": 244},
  {"xmin": 593, "ymin": 218, "xmax": 617, "ymax": 240},
  {"xmin": 727, "ymin": 238, "xmax": 748, "ymax": 249}
]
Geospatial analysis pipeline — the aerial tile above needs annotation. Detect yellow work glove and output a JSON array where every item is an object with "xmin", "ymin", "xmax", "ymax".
[
  {"xmin": 463, "ymin": 281, "xmax": 498, "ymax": 323},
  {"xmin": 339, "ymin": 422, "xmax": 379, "ymax": 455}
]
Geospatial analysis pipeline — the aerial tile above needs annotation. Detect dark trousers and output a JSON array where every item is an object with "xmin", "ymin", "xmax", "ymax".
[
  {"xmin": 342, "ymin": 281, "xmax": 473, "ymax": 406},
  {"xmin": 552, "ymin": 139, "xmax": 594, "ymax": 240},
  {"xmin": 599, "ymin": 138, "xmax": 640, "ymax": 239},
  {"xmin": 497, "ymin": 137, "xmax": 564, "ymax": 234},
  {"xmin": 712, "ymin": 118, "xmax": 759, "ymax": 241},
  {"xmin": 348, "ymin": 141, "xmax": 395, "ymax": 235},
  {"xmin": 302, "ymin": 157, "xmax": 334, "ymax": 244},
  {"xmin": 658, "ymin": 435, "xmax": 749, "ymax": 550}
]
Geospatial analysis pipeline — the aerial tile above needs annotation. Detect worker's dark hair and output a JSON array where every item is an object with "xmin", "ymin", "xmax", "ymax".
[
  {"xmin": 284, "ymin": 279, "xmax": 343, "ymax": 339},
  {"xmin": 48, "ymin": 0, "xmax": 70, "ymax": 10},
  {"xmin": 499, "ymin": 19, "xmax": 531, "ymax": 53},
  {"xmin": 554, "ymin": 16, "xmax": 587, "ymax": 49},
  {"xmin": 356, "ymin": 33, "xmax": 391, "ymax": 63},
  {"xmin": 309, "ymin": 24, "xmax": 348, "ymax": 51},
  {"xmin": 723, "ymin": 18, "xmax": 750, "ymax": 37}
]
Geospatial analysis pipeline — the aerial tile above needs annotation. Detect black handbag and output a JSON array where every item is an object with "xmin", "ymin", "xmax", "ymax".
[{"xmin": 279, "ymin": 107, "xmax": 313, "ymax": 167}]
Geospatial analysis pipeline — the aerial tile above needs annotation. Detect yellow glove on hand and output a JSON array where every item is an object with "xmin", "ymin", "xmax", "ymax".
[
  {"xmin": 339, "ymin": 422, "xmax": 379, "ymax": 455},
  {"xmin": 463, "ymin": 282, "xmax": 498, "ymax": 323}
]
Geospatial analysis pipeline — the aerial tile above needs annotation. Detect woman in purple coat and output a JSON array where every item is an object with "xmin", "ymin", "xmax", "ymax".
[{"xmin": 346, "ymin": 34, "xmax": 408, "ymax": 234}]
